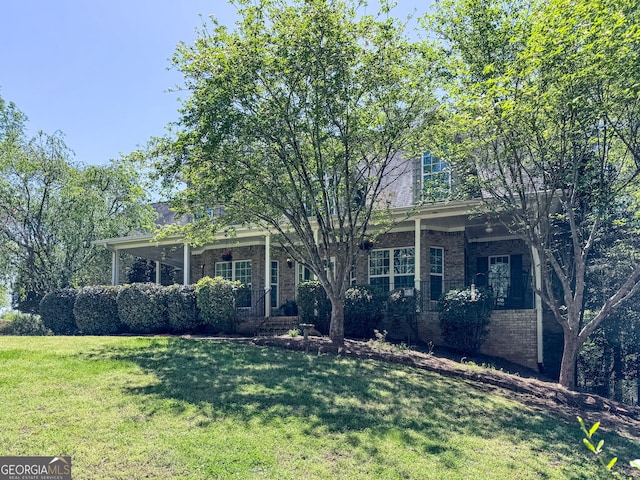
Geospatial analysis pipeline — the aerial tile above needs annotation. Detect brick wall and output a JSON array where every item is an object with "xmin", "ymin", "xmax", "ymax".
[
  {"xmin": 386, "ymin": 309, "xmax": 539, "ymax": 371},
  {"xmin": 481, "ymin": 310, "xmax": 538, "ymax": 370},
  {"xmin": 352, "ymin": 229, "xmax": 466, "ymax": 286}
]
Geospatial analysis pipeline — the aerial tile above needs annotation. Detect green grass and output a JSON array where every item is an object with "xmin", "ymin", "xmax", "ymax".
[{"xmin": 0, "ymin": 336, "xmax": 637, "ymax": 479}]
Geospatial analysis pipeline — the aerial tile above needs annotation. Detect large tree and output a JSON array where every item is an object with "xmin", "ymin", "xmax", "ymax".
[
  {"xmin": 430, "ymin": 0, "xmax": 640, "ymax": 387},
  {"xmin": 158, "ymin": 0, "xmax": 438, "ymax": 344},
  {"xmin": 0, "ymin": 95, "xmax": 155, "ymax": 311}
]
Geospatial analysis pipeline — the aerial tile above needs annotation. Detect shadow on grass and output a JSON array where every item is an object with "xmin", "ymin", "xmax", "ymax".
[{"xmin": 80, "ymin": 337, "xmax": 639, "ymax": 478}]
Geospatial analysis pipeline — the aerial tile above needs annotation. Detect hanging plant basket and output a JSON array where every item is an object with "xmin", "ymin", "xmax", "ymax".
[
  {"xmin": 221, "ymin": 250, "xmax": 233, "ymax": 261},
  {"xmin": 359, "ymin": 239, "xmax": 374, "ymax": 251}
]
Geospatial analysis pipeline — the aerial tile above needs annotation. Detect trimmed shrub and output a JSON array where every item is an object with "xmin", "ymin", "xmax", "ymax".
[
  {"xmin": 166, "ymin": 284, "xmax": 201, "ymax": 333},
  {"xmin": 439, "ymin": 288, "xmax": 494, "ymax": 355},
  {"xmin": 117, "ymin": 283, "xmax": 169, "ymax": 334},
  {"xmin": 74, "ymin": 286, "xmax": 124, "ymax": 335},
  {"xmin": 0, "ymin": 312, "xmax": 51, "ymax": 336},
  {"xmin": 387, "ymin": 287, "xmax": 423, "ymax": 341},
  {"xmin": 195, "ymin": 276, "xmax": 237, "ymax": 333},
  {"xmin": 39, "ymin": 289, "xmax": 78, "ymax": 335},
  {"xmin": 344, "ymin": 285, "xmax": 384, "ymax": 338},
  {"xmin": 296, "ymin": 281, "xmax": 331, "ymax": 335}
]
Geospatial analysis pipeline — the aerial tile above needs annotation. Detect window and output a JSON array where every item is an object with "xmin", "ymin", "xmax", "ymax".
[
  {"xmin": 429, "ymin": 247, "xmax": 444, "ymax": 301},
  {"xmin": 489, "ymin": 256, "xmax": 510, "ymax": 302},
  {"xmin": 369, "ymin": 248, "xmax": 415, "ymax": 291},
  {"xmin": 422, "ymin": 152, "xmax": 451, "ymax": 201},
  {"xmin": 297, "ymin": 263, "xmax": 315, "ymax": 285},
  {"xmin": 271, "ymin": 261, "xmax": 279, "ymax": 309},
  {"xmin": 214, "ymin": 260, "xmax": 252, "ymax": 307}
]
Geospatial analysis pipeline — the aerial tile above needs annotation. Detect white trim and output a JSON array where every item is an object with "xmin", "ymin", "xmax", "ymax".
[
  {"xmin": 429, "ymin": 246, "xmax": 444, "ymax": 300},
  {"xmin": 368, "ymin": 247, "xmax": 416, "ymax": 291},
  {"xmin": 183, "ymin": 244, "xmax": 191, "ymax": 285},
  {"xmin": 264, "ymin": 235, "xmax": 271, "ymax": 318},
  {"xmin": 414, "ymin": 218, "xmax": 421, "ymax": 288},
  {"xmin": 270, "ymin": 260, "xmax": 279, "ymax": 310},
  {"xmin": 532, "ymin": 246, "xmax": 544, "ymax": 366},
  {"xmin": 111, "ymin": 250, "xmax": 119, "ymax": 286}
]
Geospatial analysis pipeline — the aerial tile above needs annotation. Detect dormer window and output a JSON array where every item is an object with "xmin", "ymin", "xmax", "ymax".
[{"xmin": 422, "ymin": 152, "xmax": 451, "ymax": 201}]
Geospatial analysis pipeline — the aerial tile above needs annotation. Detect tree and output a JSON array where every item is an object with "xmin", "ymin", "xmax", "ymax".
[
  {"xmin": 157, "ymin": 0, "xmax": 438, "ymax": 345},
  {"xmin": 0, "ymin": 95, "xmax": 155, "ymax": 311},
  {"xmin": 430, "ymin": 0, "xmax": 640, "ymax": 387}
]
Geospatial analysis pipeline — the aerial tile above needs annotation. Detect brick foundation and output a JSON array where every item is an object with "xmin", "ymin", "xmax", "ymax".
[{"xmin": 387, "ymin": 309, "xmax": 539, "ymax": 371}]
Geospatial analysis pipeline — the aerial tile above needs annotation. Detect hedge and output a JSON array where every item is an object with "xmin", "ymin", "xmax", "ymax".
[
  {"xmin": 117, "ymin": 283, "xmax": 169, "ymax": 334},
  {"xmin": 195, "ymin": 276, "xmax": 238, "ymax": 333},
  {"xmin": 296, "ymin": 281, "xmax": 331, "ymax": 335},
  {"xmin": 39, "ymin": 289, "xmax": 78, "ymax": 335},
  {"xmin": 74, "ymin": 286, "xmax": 124, "ymax": 335},
  {"xmin": 439, "ymin": 287, "xmax": 494, "ymax": 355},
  {"xmin": 344, "ymin": 285, "xmax": 384, "ymax": 338},
  {"xmin": 166, "ymin": 284, "xmax": 201, "ymax": 333}
]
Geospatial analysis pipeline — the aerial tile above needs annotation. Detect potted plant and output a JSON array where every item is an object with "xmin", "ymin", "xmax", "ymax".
[{"xmin": 221, "ymin": 249, "xmax": 233, "ymax": 261}]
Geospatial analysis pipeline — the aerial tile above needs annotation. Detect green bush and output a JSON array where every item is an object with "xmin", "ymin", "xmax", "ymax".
[
  {"xmin": 74, "ymin": 286, "xmax": 124, "ymax": 335},
  {"xmin": 296, "ymin": 281, "xmax": 331, "ymax": 335},
  {"xmin": 117, "ymin": 283, "xmax": 169, "ymax": 334},
  {"xmin": 344, "ymin": 285, "xmax": 384, "ymax": 338},
  {"xmin": 166, "ymin": 284, "xmax": 201, "ymax": 333},
  {"xmin": 195, "ymin": 276, "xmax": 237, "ymax": 333},
  {"xmin": 39, "ymin": 289, "xmax": 78, "ymax": 335},
  {"xmin": 0, "ymin": 311, "xmax": 52, "ymax": 336},
  {"xmin": 439, "ymin": 288, "xmax": 494, "ymax": 355}
]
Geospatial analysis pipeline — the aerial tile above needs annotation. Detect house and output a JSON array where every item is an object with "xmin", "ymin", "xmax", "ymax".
[{"xmin": 94, "ymin": 152, "xmax": 563, "ymax": 376}]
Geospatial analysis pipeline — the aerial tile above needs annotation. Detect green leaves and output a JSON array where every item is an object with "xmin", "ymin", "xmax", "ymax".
[{"xmin": 577, "ymin": 417, "xmax": 621, "ymax": 473}]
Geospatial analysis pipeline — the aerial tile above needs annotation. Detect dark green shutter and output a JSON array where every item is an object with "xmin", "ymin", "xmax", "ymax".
[
  {"xmin": 509, "ymin": 254, "xmax": 524, "ymax": 307},
  {"xmin": 475, "ymin": 257, "xmax": 488, "ymax": 287}
]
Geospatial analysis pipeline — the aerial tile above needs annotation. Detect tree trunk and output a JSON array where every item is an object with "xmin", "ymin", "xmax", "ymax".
[
  {"xmin": 559, "ymin": 333, "xmax": 580, "ymax": 389},
  {"xmin": 328, "ymin": 296, "xmax": 345, "ymax": 346}
]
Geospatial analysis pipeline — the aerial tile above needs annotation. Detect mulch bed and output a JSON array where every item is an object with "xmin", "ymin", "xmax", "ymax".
[{"xmin": 251, "ymin": 335, "xmax": 640, "ymax": 439}]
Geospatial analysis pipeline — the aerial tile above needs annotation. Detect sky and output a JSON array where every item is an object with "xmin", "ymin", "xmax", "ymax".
[{"xmin": 1, "ymin": 1, "xmax": 427, "ymax": 167}]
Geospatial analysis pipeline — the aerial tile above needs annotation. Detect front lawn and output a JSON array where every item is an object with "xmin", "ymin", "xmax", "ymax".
[{"xmin": 0, "ymin": 336, "xmax": 636, "ymax": 479}]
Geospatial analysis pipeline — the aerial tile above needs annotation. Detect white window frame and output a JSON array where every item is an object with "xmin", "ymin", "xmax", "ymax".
[
  {"xmin": 422, "ymin": 152, "xmax": 451, "ymax": 200},
  {"xmin": 270, "ymin": 261, "xmax": 279, "ymax": 309},
  {"xmin": 296, "ymin": 262, "xmax": 315, "ymax": 286},
  {"xmin": 368, "ymin": 247, "xmax": 415, "ymax": 291},
  {"xmin": 488, "ymin": 255, "xmax": 510, "ymax": 301},
  {"xmin": 429, "ymin": 247, "xmax": 444, "ymax": 300},
  {"xmin": 214, "ymin": 259, "xmax": 252, "ymax": 287}
]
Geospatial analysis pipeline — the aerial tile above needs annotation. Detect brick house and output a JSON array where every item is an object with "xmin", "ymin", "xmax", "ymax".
[{"xmin": 94, "ymin": 153, "xmax": 562, "ymax": 375}]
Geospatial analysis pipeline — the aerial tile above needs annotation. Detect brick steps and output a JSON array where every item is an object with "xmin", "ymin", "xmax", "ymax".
[{"xmin": 252, "ymin": 316, "xmax": 301, "ymax": 336}]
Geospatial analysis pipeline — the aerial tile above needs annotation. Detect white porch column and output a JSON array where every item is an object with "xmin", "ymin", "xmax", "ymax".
[
  {"xmin": 532, "ymin": 246, "xmax": 544, "ymax": 367},
  {"xmin": 414, "ymin": 218, "xmax": 421, "ymax": 289},
  {"xmin": 111, "ymin": 250, "xmax": 120, "ymax": 286},
  {"xmin": 264, "ymin": 234, "xmax": 271, "ymax": 318},
  {"xmin": 183, "ymin": 243, "xmax": 191, "ymax": 285},
  {"xmin": 155, "ymin": 261, "xmax": 162, "ymax": 285}
]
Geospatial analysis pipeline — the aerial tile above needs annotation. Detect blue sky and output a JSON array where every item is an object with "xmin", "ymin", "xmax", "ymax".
[{"xmin": 1, "ymin": 1, "xmax": 426, "ymax": 167}]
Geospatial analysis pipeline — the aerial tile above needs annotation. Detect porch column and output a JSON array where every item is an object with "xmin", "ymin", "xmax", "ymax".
[
  {"xmin": 183, "ymin": 243, "xmax": 191, "ymax": 285},
  {"xmin": 264, "ymin": 234, "xmax": 271, "ymax": 318},
  {"xmin": 111, "ymin": 250, "xmax": 120, "ymax": 286},
  {"xmin": 155, "ymin": 261, "xmax": 161, "ymax": 285},
  {"xmin": 532, "ymin": 246, "xmax": 544, "ymax": 367},
  {"xmin": 414, "ymin": 218, "xmax": 421, "ymax": 289}
]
